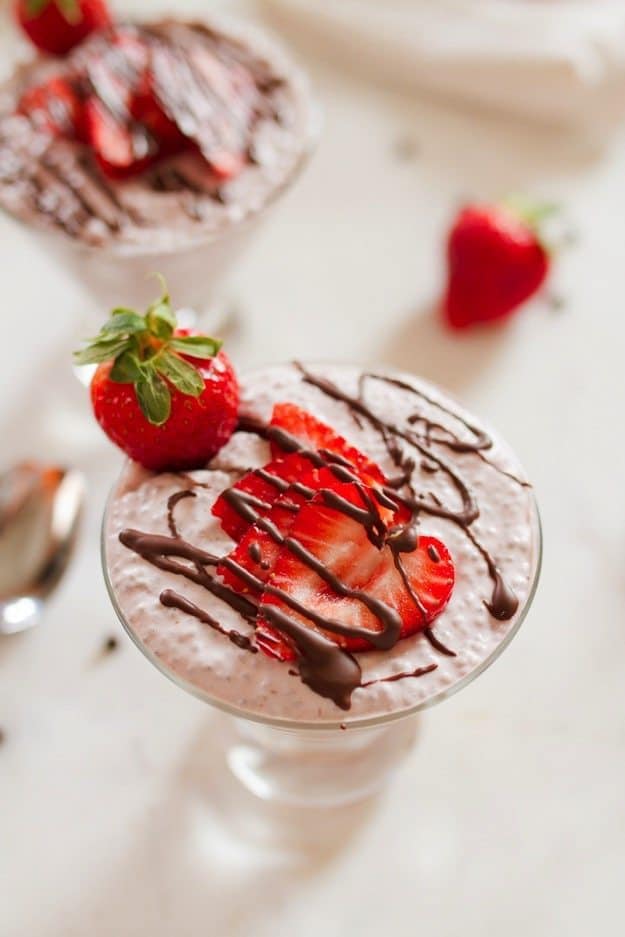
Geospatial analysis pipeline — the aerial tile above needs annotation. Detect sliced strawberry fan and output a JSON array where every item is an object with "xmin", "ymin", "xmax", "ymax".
[{"xmin": 211, "ymin": 403, "xmax": 456, "ymax": 663}]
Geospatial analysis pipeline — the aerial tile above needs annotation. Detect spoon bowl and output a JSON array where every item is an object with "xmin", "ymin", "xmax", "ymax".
[{"xmin": 0, "ymin": 463, "xmax": 85, "ymax": 635}]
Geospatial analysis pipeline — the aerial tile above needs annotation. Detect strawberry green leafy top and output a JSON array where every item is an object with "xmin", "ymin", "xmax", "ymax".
[
  {"xmin": 74, "ymin": 282, "xmax": 222, "ymax": 426},
  {"xmin": 23, "ymin": 0, "xmax": 83, "ymax": 23}
]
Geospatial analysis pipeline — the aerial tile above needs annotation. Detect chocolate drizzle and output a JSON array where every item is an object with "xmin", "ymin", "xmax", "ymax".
[
  {"xmin": 361, "ymin": 662, "xmax": 438, "ymax": 688},
  {"xmin": 160, "ymin": 588, "xmax": 257, "ymax": 653},
  {"xmin": 261, "ymin": 606, "xmax": 361, "ymax": 710},
  {"xmin": 167, "ymin": 488, "xmax": 196, "ymax": 536},
  {"xmin": 119, "ymin": 366, "xmax": 531, "ymax": 711},
  {"xmin": 294, "ymin": 364, "xmax": 521, "ymax": 623}
]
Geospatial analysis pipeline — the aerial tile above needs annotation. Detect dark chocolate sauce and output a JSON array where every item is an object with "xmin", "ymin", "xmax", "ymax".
[
  {"xmin": 248, "ymin": 541, "xmax": 263, "ymax": 565},
  {"xmin": 119, "ymin": 529, "xmax": 258, "ymax": 622},
  {"xmin": 161, "ymin": 588, "xmax": 257, "ymax": 653},
  {"xmin": 361, "ymin": 662, "xmax": 438, "ymax": 687},
  {"xmin": 423, "ymin": 627, "xmax": 456, "ymax": 658},
  {"xmin": 167, "ymin": 489, "xmax": 196, "ymax": 536},
  {"xmin": 427, "ymin": 544, "xmax": 441, "ymax": 563},
  {"xmin": 260, "ymin": 605, "xmax": 361, "ymax": 710}
]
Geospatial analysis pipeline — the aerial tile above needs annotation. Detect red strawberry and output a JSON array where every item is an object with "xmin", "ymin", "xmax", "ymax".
[
  {"xmin": 84, "ymin": 96, "xmax": 155, "ymax": 178},
  {"xmin": 18, "ymin": 76, "xmax": 83, "ymax": 139},
  {"xmin": 16, "ymin": 0, "xmax": 111, "ymax": 57},
  {"xmin": 218, "ymin": 484, "xmax": 310, "ymax": 594},
  {"xmin": 270, "ymin": 402, "xmax": 387, "ymax": 487},
  {"xmin": 148, "ymin": 42, "xmax": 254, "ymax": 180},
  {"xmin": 129, "ymin": 73, "xmax": 187, "ymax": 156},
  {"xmin": 74, "ymin": 282, "xmax": 239, "ymax": 472},
  {"xmin": 211, "ymin": 452, "xmax": 316, "ymax": 543},
  {"xmin": 443, "ymin": 200, "xmax": 552, "ymax": 329},
  {"xmin": 255, "ymin": 488, "xmax": 454, "ymax": 660},
  {"xmin": 83, "ymin": 35, "xmax": 158, "ymax": 178},
  {"xmin": 217, "ymin": 462, "xmax": 359, "ymax": 589}
]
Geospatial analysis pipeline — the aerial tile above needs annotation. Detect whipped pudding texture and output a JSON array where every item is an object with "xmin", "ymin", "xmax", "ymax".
[
  {"xmin": 0, "ymin": 18, "xmax": 312, "ymax": 249},
  {"xmin": 105, "ymin": 364, "xmax": 540, "ymax": 724}
]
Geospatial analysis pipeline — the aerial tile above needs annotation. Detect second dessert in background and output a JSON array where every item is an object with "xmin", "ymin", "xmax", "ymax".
[{"xmin": 1, "ymin": 3, "xmax": 317, "ymax": 310}]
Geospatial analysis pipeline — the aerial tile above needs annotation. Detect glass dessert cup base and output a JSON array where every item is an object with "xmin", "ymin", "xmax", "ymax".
[{"xmin": 224, "ymin": 715, "xmax": 419, "ymax": 807}]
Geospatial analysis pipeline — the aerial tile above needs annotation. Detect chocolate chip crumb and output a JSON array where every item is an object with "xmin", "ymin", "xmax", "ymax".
[
  {"xmin": 0, "ymin": 728, "xmax": 5, "ymax": 746},
  {"xmin": 103, "ymin": 636, "xmax": 119, "ymax": 654},
  {"xmin": 427, "ymin": 544, "xmax": 441, "ymax": 563}
]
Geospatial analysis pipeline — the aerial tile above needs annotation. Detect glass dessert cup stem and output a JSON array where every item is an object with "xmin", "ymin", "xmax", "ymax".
[{"xmin": 224, "ymin": 714, "xmax": 420, "ymax": 807}]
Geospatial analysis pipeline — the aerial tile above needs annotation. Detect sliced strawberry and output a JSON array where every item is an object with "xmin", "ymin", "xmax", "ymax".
[
  {"xmin": 255, "ymin": 490, "xmax": 454, "ymax": 661},
  {"xmin": 270, "ymin": 403, "xmax": 387, "ymax": 487},
  {"xmin": 129, "ymin": 70, "xmax": 187, "ymax": 156},
  {"xmin": 218, "ymin": 484, "xmax": 310, "ymax": 594},
  {"xmin": 217, "ymin": 460, "xmax": 379, "ymax": 592},
  {"xmin": 18, "ymin": 77, "xmax": 84, "ymax": 139},
  {"xmin": 211, "ymin": 452, "xmax": 314, "ymax": 542},
  {"xmin": 84, "ymin": 95, "xmax": 154, "ymax": 178},
  {"xmin": 82, "ymin": 29, "xmax": 162, "ymax": 178},
  {"xmin": 149, "ymin": 42, "xmax": 255, "ymax": 180}
]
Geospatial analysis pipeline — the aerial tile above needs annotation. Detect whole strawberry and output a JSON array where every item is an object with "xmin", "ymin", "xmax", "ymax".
[
  {"xmin": 74, "ymin": 283, "xmax": 239, "ymax": 472},
  {"xmin": 443, "ymin": 199, "xmax": 554, "ymax": 330},
  {"xmin": 16, "ymin": 0, "xmax": 111, "ymax": 57}
]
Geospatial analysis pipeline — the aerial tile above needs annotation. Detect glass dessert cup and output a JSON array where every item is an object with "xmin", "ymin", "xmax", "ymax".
[
  {"xmin": 101, "ymin": 482, "xmax": 542, "ymax": 808},
  {"xmin": 0, "ymin": 13, "xmax": 321, "ymax": 336}
]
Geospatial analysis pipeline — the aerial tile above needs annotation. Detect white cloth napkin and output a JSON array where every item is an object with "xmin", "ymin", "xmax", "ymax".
[{"xmin": 262, "ymin": 0, "xmax": 625, "ymax": 126}]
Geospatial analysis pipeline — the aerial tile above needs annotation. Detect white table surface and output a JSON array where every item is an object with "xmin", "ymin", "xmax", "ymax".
[{"xmin": 1, "ymin": 2, "xmax": 624, "ymax": 935}]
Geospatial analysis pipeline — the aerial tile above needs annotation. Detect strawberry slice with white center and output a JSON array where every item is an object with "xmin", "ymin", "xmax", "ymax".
[
  {"xmin": 211, "ymin": 451, "xmax": 316, "ymax": 542},
  {"xmin": 149, "ymin": 42, "xmax": 257, "ymax": 180},
  {"xmin": 217, "ymin": 463, "xmax": 386, "ymax": 592},
  {"xmin": 217, "ymin": 484, "xmax": 310, "ymax": 594},
  {"xmin": 255, "ymin": 489, "xmax": 455, "ymax": 662},
  {"xmin": 18, "ymin": 77, "xmax": 84, "ymax": 140},
  {"xmin": 270, "ymin": 402, "xmax": 388, "ymax": 488}
]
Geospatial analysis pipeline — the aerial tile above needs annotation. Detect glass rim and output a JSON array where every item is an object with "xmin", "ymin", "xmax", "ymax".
[{"xmin": 100, "ymin": 367, "xmax": 543, "ymax": 733}]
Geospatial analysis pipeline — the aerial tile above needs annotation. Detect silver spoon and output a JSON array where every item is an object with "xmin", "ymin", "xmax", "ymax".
[{"xmin": 0, "ymin": 463, "xmax": 85, "ymax": 634}]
